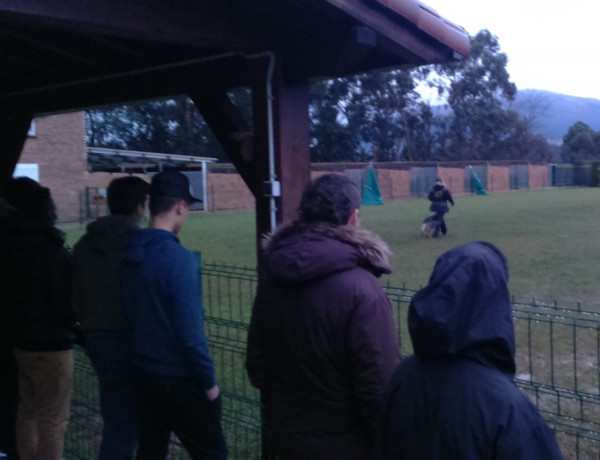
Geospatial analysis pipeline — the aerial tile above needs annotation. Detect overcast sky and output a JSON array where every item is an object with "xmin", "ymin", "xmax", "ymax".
[{"xmin": 423, "ymin": 0, "xmax": 600, "ymax": 100}]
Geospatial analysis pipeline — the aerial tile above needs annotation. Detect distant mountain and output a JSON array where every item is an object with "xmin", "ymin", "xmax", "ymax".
[{"xmin": 511, "ymin": 89, "xmax": 600, "ymax": 143}]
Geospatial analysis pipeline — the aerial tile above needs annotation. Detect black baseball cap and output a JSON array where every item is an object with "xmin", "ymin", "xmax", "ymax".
[{"xmin": 150, "ymin": 170, "xmax": 202, "ymax": 204}]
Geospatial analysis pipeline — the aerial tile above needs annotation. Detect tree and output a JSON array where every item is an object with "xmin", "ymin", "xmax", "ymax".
[
  {"xmin": 561, "ymin": 121, "xmax": 599, "ymax": 164},
  {"xmin": 87, "ymin": 97, "xmax": 227, "ymax": 160},
  {"xmin": 436, "ymin": 30, "xmax": 518, "ymax": 160},
  {"xmin": 489, "ymin": 111, "xmax": 553, "ymax": 162},
  {"xmin": 309, "ymin": 78, "xmax": 363, "ymax": 162},
  {"xmin": 309, "ymin": 68, "xmax": 432, "ymax": 162}
]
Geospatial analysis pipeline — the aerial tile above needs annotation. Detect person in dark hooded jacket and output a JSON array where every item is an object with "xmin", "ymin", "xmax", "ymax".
[
  {"xmin": 0, "ymin": 177, "xmax": 75, "ymax": 460},
  {"xmin": 246, "ymin": 173, "xmax": 401, "ymax": 460},
  {"xmin": 373, "ymin": 242, "xmax": 564, "ymax": 460},
  {"xmin": 73, "ymin": 176, "xmax": 149, "ymax": 460},
  {"xmin": 427, "ymin": 177, "xmax": 454, "ymax": 237}
]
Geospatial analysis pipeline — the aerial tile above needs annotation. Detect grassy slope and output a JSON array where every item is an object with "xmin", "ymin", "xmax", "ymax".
[{"xmin": 64, "ymin": 187, "xmax": 600, "ymax": 309}]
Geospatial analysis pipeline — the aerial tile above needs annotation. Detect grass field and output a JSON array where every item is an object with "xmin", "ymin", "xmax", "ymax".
[{"xmin": 64, "ymin": 187, "xmax": 600, "ymax": 310}]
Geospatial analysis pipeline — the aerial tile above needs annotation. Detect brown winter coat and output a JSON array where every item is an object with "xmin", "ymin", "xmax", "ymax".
[{"xmin": 246, "ymin": 222, "xmax": 401, "ymax": 460}]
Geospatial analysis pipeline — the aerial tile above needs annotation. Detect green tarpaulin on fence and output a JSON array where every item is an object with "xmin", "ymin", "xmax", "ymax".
[
  {"xmin": 362, "ymin": 167, "xmax": 384, "ymax": 205},
  {"xmin": 470, "ymin": 167, "xmax": 487, "ymax": 195}
]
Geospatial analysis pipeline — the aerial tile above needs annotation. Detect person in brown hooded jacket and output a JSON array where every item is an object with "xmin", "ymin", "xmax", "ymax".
[{"xmin": 246, "ymin": 173, "xmax": 401, "ymax": 460}]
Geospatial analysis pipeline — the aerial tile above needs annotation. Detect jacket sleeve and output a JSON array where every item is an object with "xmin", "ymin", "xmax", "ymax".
[
  {"xmin": 246, "ymin": 287, "xmax": 267, "ymax": 390},
  {"xmin": 445, "ymin": 188, "xmax": 454, "ymax": 206},
  {"xmin": 49, "ymin": 245, "xmax": 75, "ymax": 325},
  {"xmin": 496, "ymin": 394, "xmax": 564, "ymax": 460},
  {"xmin": 71, "ymin": 242, "xmax": 84, "ymax": 321},
  {"xmin": 347, "ymin": 287, "xmax": 401, "ymax": 433},
  {"xmin": 168, "ymin": 250, "xmax": 216, "ymax": 390}
]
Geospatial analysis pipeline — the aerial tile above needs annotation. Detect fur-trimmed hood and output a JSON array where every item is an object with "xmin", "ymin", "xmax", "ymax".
[{"xmin": 262, "ymin": 221, "xmax": 392, "ymax": 283}]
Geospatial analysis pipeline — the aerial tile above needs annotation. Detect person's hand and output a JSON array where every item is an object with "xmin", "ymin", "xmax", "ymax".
[{"xmin": 205, "ymin": 384, "xmax": 220, "ymax": 401}]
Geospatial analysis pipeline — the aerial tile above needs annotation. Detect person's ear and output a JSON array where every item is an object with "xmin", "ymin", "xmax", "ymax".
[
  {"xmin": 347, "ymin": 208, "xmax": 360, "ymax": 226},
  {"xmin": 175, "ymin": 200, "xmax": 186, "ymax": 216},
  {"xmin": 133, "ymin": 202, "xmax": 145, "ymax": 221}
]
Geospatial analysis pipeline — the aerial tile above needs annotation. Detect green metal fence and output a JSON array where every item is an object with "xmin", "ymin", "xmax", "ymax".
[{"xmin": 66, "ymin": 263, "xmax": 600, "ymax": 459}]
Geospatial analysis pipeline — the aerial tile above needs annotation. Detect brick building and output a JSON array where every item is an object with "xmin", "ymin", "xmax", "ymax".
[
  {"xmin": 17, "ymin": 112, "xmax": 214, "ymax": 222},
  {"xmin": 18, "ymin": 112, "xmax": 88, "ymax": 222},
  {"xmin": 16, "ymin": 112, "xmax": 559, "ymax": 221}
]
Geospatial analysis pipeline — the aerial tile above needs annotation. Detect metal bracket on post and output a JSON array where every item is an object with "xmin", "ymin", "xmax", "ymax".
[{"xmin": 262, "ymin": 180, "xmax": 281, "ymax": 198}]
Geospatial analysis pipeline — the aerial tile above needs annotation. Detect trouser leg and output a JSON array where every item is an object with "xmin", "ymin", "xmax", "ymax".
[
  {"xmin": 133, "ymin": 369, "xmax": 227, "ymax": 460},
  {"xmin": 86, "ymin": 337, "xmax": 138, "ymax": 460},
  {"xmin": 37, "ymin": 350, "xmax": 72, "ymax": 460},
  {"xmin": 133, "ymin": 370, "xmax": 172, "ymax": 460},
  {"xmin": 15, "ymin": 349, "xmax": 73, "ymax": 460}
]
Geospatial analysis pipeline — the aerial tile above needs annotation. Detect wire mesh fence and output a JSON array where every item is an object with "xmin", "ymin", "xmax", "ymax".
[{"xmin": 66, "ymin": 262, "xmax": 600, "ymax": 459}]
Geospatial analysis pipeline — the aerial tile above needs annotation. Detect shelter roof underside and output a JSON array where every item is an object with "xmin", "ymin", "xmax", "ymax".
[{"xmin": 0, "ymin": 0, "xmax": 469, "ymax": 116}]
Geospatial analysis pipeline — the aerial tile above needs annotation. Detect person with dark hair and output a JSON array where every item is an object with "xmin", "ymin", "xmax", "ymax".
[
  {"xmin": 427, "ymin": 177, "xmax": 454, "ymax": 237},
  {"xmin": 246, "ymin": 173, "xmax": 401, "ymax": 460},
  {"xmin": 72, "ymin": 175, "xmax": 149, "ymax": 460},
  {"xmin": 106, "ymin": 175, "xmax": 150, "ymax": 217},
  {"xmin": 373, "ymin": 242, "xmax": 564, "ymax": 460},
  {"xmin": 119, "ymin": 170, "xmax": 226, "ymax": 460},
  {"xmin": 0, "ymin": 177, "xmax": 75, "ymax": 460}
]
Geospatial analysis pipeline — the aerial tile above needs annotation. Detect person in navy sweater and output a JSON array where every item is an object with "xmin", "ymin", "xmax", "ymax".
[{"xmin": 120, "ymin": 170, "xmax": 226, "ymax": 460}]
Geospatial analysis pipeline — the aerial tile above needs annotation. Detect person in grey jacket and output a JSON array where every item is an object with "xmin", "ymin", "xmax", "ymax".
[
  {"xmin": 246, "ymin": 173, "xmax": 401, "ymax": 460},
  {"xmin": 73, "ymin": 176, "xmax": 149, "ymax": 460}
]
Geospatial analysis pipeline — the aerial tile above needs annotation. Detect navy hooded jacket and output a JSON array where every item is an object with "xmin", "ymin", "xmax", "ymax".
[
  {"xmin": 374, "ymin": 242, "xmax": 564, "ymax": 460},
  {"xmin": 119, "ymin": 228, "xmax": 215, "ymax": 390}
]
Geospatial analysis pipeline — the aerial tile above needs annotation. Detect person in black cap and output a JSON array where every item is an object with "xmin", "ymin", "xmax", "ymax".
[{"xmin": 119, "ymin": 170, "xmax": 226, "ymax": 460}]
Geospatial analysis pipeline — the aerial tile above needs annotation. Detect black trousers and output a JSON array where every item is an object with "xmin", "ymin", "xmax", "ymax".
[
  {"xmin": 432, "ymin": 212, "xmax": 447, "ymax": 237},
  {"xmin": 133, "ymin": 368, "xmax": 227, "ymax": 460}
]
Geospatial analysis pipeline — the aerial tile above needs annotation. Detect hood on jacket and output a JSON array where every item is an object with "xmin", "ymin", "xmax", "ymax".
[
  {"xmin": 262, "ymin": 221, "xmax": 392, "ymax": 284},
  {"xmin": 82, "ymin": 214, "xmax": 139, "ymax": 254},
  {"xmin": 433, "ymin": 183, "xmax": 445, "ymax": 191},
  {"xmin": 1, "ymin": 213, "xmax": 65, "ymax": 247},
  {"xmin": 408, "ymin": 242, "xmax": 515, "ymax": 374},
  {"xmin": 121, "ymin": 228, "xmax": 179, "ymax": 268}
]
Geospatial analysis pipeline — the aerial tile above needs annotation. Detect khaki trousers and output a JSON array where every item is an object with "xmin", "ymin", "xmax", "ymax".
[{"xmin": 14, "ymin": 348, "xmax": 73, "ymax": 460}]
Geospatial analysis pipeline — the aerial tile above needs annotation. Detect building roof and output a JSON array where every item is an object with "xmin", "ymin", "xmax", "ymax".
[
  {"xmin": 87, "ymin": 148, "xmax": 217, "ymax": 174},
  {"xmin": 0, "ymin": 0, "xmax": 469, "ymax": 116}
]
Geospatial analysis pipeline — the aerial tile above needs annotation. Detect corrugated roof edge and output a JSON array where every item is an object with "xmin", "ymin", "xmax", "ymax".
[{"xmin": 377, "ymin": 0, "xmax": 470, "ymax": 58}]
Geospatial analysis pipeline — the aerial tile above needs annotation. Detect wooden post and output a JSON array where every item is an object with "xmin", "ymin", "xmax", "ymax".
[{"xmin": 252, "ymin": 62, "xmax": 311, "ymax": 249}]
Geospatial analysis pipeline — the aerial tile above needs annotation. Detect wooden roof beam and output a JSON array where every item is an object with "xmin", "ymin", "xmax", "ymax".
[
  {"xmin": 0, "ymin": 54, "xmax": 255, "ymax": 116},
  {"xmin": 0, "ymin": 0, "xmax": 255, "ymax": 50}
]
